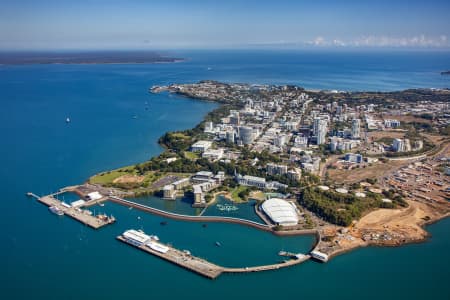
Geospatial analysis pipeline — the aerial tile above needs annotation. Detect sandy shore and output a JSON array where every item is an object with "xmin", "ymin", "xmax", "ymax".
[{"xmin": 317, "ymin": 199, "xmax": 450, "ymax": 258}]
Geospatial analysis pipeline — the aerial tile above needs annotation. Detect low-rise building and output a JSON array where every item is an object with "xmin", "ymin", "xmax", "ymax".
[
  {"xmin": 384, "ymin": 119, "xmax": 401, "ymax": 128},
  {"xmin": 266, "ymin": 163, "xmax": 288, "ymax": 176},
  {"xmin": 236, "ymin": 174, "xmax": 266, "ymax": 188},
  {"xmin": 193, "ymin": 185, "xmax": 205, "ymax": 206},
  {"xmin": 202, "ymin": 148, "xmax": 224, "ymax": 161},
  {"xmin": 163, "ymin": 185, "xmax": 176, "ymax": 200},
  {"xmin": 172, "ymin": 178, "xmax": 190, "ymax": 190},
  {"xmin": 191, "ymin": 171, "xmax": 214, "ymax": 183},
  {"xmin": 345, "ymin": 153, "xmax": 363, "ymax": 163},
  {"xmin": 287, "ymin": 168, "xmax": 302, "ymax": 181},
  {"xmin": 191, "ymin": 140, "xmax": 213, "ymax": 152}
]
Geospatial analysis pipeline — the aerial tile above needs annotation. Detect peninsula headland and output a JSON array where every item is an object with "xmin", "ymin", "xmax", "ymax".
[
  {"xmin": 0, "ymin": 51, "xmax": 182, "ymax": 65},
  {"xmin": 85, "ymin": 80, "xmax": 450, "ymax": 261},
  {"xmin": 29, "ymin": 80, "xmax": 450, "ymax": 275}
]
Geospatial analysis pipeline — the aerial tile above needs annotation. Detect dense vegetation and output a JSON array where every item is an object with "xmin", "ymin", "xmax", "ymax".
[
  {"xmin": 298, "ymin": 187, "xmax": 404, "ymax": 226},
  {"xmin": 315, "ymin": 89, "xmax": 450, "ymax": 105}
]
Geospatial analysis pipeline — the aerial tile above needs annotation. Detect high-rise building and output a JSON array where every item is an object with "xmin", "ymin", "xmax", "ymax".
[
  {"xmin": 316, "ymin": 119, "xmax": 327, "ymax": 145},
  {"xmin": 229, "ymin": 110, "xmax": 240, "ymax": 126},
  {"xmin": 239, "ymin": 126, "xmax": 254, "ymax": 145},
  {"xmin": 330, "ymin": 136, "xmax": 339, "ymax": 152},
  {"xmin": 226, "ymin": 130, "xmax": 235, "ymax": 144},
  {"xmin": 351, "ymin": 119, "xmax": 361, "ymax": 139},
  {"xmin": 313, "ymin": 117, "xmax": 321, "ymax": 136},
  {"xmin": 392, "ymin": 138, "xmax": 404, "ymax": 152},
  {"xmin": 204, "ymin": 121, "xmax": 214, "ymax": 133}
]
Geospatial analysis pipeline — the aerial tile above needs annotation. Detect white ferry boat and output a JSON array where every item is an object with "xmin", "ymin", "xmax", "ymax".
[
  {"xmin": 146, "ymin": 240, "xmax": 169, "ymax": 254},
  {"xmin": 49, "ymin": 206, "xmax": 64, "ymax": 216},
  {"xmin": 122, "ymin": 229, "xmax": 150, "ymax": 246}
]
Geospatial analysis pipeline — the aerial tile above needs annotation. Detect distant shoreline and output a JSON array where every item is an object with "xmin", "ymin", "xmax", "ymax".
[{"xmin": 0, "ymin": 51, "xmax": 183, "ymax": 65}]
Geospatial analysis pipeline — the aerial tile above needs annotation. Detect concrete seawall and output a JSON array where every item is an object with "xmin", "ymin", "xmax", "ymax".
[{"xmin": 109, "ymin": 196, "xmax": 318, "ymax": 238}]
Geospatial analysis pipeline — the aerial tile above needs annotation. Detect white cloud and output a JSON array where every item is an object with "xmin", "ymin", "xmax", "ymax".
[
  {"xmin": 310, "ymin": 36, "xmax": 326, "ymax": 46},
  {"xmin": 306, "ymin": 34, "xmax": 450, "ymax": 48}
]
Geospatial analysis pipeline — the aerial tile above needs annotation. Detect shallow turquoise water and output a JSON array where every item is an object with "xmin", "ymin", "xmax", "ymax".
[{"xmin": 1, "ymin": 50, "xmax": 449, "ymax": 299}]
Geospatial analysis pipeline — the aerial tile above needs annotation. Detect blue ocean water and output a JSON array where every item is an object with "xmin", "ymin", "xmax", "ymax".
[{"xmin": 1, "ymin": 50, "xmax": 449, "ymax": 300}]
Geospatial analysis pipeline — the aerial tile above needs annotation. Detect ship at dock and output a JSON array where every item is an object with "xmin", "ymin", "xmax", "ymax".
[
  {"xmin": 96, "ymin": 213, "xmax": 116, "ymax": 224},
  {"xmin": 49, "ymin": 205, "xmax": 64, "ymax": 216},
  {"xmin": 121, "ymin": 229, "xmax": 168, "ymax": 253}
]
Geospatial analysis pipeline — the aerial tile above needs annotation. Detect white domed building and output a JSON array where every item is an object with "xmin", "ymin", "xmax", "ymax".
[{"xmin": 261, "ymin": 198, "xmax": 299, "ymax": 226}]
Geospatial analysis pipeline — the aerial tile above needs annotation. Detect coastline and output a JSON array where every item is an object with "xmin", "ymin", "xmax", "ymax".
[{"xmin": 83, "ymin": 80, "xmax": 450, "ymax": 263}]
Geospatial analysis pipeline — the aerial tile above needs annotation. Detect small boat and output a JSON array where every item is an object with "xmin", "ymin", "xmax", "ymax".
[
  {"xmin": 202, "ymin": 224, "xmax": 208, "ymax": 228},
  {"xmin": 49, "ymin": 206, "xmax": 64, "ymax": 216},
  {"xmin": 66, "ymin": 117, "xmax": 71, "ymax": 123},
  {"xmin": 160, "ymin": 221, "xmax": 168, "ymax": 226},
  {"xmin": 150, "ymin": 235, "xmax": 159, "ymax": 241},
  {"xmin": 137, "ymin": 216, "xmax": 141, "ymax": 220},
  {"xmin": 128, "ymin": 206, "xmax": 133, "ymax": 210},
  {"xmin": 132, "ymin": 115, "xmax": 138, "ymax": 119},
  {"xmin": 215, "ymin": 241, "xmax": 222, "ymax": 247}
]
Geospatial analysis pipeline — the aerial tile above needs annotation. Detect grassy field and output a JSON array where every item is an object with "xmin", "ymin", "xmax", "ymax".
[
  {"xmin": 183, "ymin": 151, "xmax": 199, "ymax": 160},
  {"xmin": 327, "ymin": 161, "xmax": 404, "ymax": 184},
  {"xmin": 368, "ymin": 131, "xmax": 405, "ymax": 141},
  {"xmin": 249, "ymin": 190, "xmax": 266, "ymax": 201},
  {"xmin": 382, "ymin": 114, "xmax": 432, "ymax": 124},
  {"xmin": 228, "ymin": 185, "xmax": 247, "ymax": 202},
  {"xmin": 89, "ymin": 167, "xmax": 135, "ymax": 185},
  {"xmin": 171, "ymin": 132, "xmax": 190, "ymax": 139}
]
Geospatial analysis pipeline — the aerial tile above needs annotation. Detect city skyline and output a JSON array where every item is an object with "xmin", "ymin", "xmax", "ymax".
[{"xmin": 1, "ymin": 0, "xmax": 450, "ymax": 50}]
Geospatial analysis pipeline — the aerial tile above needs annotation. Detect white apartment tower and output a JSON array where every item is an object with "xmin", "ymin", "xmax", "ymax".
[{"xmin": 352, "ymin": 118, "xmax": 361, "ymax": 139}]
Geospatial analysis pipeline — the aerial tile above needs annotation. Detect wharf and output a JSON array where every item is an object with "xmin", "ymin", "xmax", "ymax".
[
  {"xmin": 117, "ymin": 233, "xmax": 311, "ymax": 279},
  {"xmin": 117, "ymin": 235, "xmax": 224, "ymax": 279},
  {"xmin": 222, "ymin": 254, "xmax": 310, "ymax": 274},
  {"xmin": 31, "ymin": 194, "xmax": 115, "ymax": 229}
]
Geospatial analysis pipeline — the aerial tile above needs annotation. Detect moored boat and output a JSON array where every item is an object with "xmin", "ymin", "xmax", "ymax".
[{"xmin": 49, "ymin": 206, "xmax": 64, "ymax": 216}]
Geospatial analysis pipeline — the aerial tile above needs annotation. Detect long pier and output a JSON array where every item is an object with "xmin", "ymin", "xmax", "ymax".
[
  {"xmin": 223, "ymin": 254, "xmax": 310, "ymax": 274},
  {"xmin": 117, "ymin": 233, "xmax": 310, "ymax": 280},
  {"xmin": 117, "ymin": 235, "xmax": 223, "ymax": 279},
  {"xmin": 28, "ymin": 192, "xmax": 115, "ymax": 229}
]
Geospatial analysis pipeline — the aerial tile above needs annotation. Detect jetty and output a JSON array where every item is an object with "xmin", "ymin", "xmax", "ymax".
[
  {"xmin": 117, "ymin": 235, "xmax": 223, "ymax": 279},
  {"xmin": 27, "ymin": 192, "xmax": 115, "ymax": 229},
  {"xmin": 117, "ymin": 230, "xmax": 311, "ymax": 280}
]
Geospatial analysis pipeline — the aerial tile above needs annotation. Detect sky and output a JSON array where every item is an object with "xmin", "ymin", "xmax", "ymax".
[{"xmin": 1, "ymin": 0, "xmax": 450, "ymax": 50}]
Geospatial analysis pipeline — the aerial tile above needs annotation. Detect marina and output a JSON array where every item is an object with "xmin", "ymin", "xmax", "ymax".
[{"xmin": 28, "ymin": 186, "xmax": 321, "ymax": 279}]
